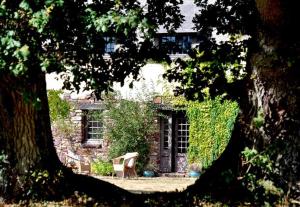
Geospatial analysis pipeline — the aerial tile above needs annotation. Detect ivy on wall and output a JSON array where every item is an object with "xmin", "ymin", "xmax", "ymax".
[{"xmin": 187, "ymin": 97, "xmax": 239, "ymax": 169}]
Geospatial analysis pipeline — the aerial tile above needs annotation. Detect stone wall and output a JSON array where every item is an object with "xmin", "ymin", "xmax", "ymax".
[
  {"xmin": 52, "ymin": 97, "xmax": 110, "ymax": 165},
  {"xmin": 147, "ymin": 117, "xmax": 161, "ymax": 171},
  {"xmin": 52, "ymin": 97, "xmax": 162, "ymax": 172}
]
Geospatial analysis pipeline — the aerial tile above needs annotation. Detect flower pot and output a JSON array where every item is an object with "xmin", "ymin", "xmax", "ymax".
[
  {"xmin": 143, "ymin": 170, "xmax": 155, "ymax": 177},
  {"xmin": 188, "ymin": 170, "xmax": 201, "ymax": 178}
]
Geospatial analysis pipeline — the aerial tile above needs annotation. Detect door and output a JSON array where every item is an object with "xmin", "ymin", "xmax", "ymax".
[
  {"xmin": 160, "ymin": 112, "xmax": 189, "ymax": 173},
  {"xmin": 174, "ymin": 116, "xmax": 189, "ymax": 172},
  {"xmin": 159, "ymin": 114, "xmax": 172, "ymax": 172}
]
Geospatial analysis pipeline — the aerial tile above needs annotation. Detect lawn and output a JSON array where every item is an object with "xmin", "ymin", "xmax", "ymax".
[
  {"xmin": 94, "ymin": 176, "xmax": 197, "ymax": 194},
  {"xmin": 1, "ymin": 176, "xmax": 198, "ymax": 206}
]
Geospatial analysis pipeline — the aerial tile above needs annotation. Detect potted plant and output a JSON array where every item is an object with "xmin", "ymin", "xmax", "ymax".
[
  {"xmin": 143, "ymin": 163, "xmax": 157, "ymax": 177},
  {"xmin": 188, "ymin": 162, "xmax": 202, "ymax": 178}
]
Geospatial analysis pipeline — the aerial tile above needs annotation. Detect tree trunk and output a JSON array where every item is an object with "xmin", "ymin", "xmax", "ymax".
[
  {"xmin": 247, "ymin": 0, "xmax": 300, "ymax": 199},
  {"xmin": 0, "ymin": 71, "xmax": 62, "ymax": 200},
  {"xmin": 0, "ymin": 71, "xmax": 133, "ymax": 204},
  {"xmin": 184, "ymin": 0, "xmax": 300, "ymax": 202}
]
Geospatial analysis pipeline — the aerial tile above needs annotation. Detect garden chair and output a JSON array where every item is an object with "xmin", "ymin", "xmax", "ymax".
[
  {"xmin": 112, "ymin": 152, "xmax": 139, "ymax": 178},
  {"xmin": 65, "ymin": 150, "xmax": 91, "ymax": 174}
]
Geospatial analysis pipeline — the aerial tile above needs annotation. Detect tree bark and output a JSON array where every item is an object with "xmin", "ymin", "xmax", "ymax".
[
  {"xmin": 184, "ymin": 0, "xmax": 300, "ymax": 202},
  {"xmin": 248, "ymin": 0, "xmax": 300, "ymax": 200},
  {"xmin": 0, "ymin": 71, "xmax": 134, "ymax": 204},
  {"xmin": 0, "ymin": 71, "xmax": 62, "ymax": 200}
]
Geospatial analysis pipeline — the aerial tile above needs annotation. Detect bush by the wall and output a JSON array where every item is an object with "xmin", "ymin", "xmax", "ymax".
[
  {"xmin": 105, "ymin": 99, "xmax": 156, "ymax": 174},
  {"xmin": 187, "ymin": 97, "xmax": 239, "ymax": 169},
  {"xmin": 91, "ymin": 160, "xmax": 114, "ymax": 176}
]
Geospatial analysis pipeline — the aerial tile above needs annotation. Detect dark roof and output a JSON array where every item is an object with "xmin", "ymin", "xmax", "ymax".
[
  {"xmin": 76, "ymin": 102, "xmax": 104, "ymax": 110},
  {"xmin": 154, "ymin": 103, "xmax": 186, "ymax": 111},
  {"xmin": 157, "ymin": 0, "xmax": 198, "ymax": 34}
]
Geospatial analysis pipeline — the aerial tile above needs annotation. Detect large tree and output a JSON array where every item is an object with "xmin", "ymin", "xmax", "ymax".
[
  {"xmin": 1, "ymin": 0, "xmax": 300, "ymax": 205},
  {"xmin": 165, "ymin": 0, "xmax": 300, "ymax": 204},
  {"xmin": 0, "ymin": 0, "xmax": 183, "ymax": 203}
]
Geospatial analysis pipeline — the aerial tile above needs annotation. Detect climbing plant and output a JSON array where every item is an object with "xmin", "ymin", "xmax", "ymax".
[{"xmin": 187, "ymin": 97, "xmax": 239, "ymax": 169}]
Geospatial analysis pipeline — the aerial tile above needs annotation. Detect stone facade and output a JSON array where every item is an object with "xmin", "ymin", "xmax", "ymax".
[
  {"xmin": 147, "ymin": 119, "xmax": 161, "ymax": 171},
  {"xmin": 53, "ymin": 97, "xmax": 109, "ymax": 164},
  {"xmin": 52, "ymin": 96, "xmax": 161, "ymax": 171}
]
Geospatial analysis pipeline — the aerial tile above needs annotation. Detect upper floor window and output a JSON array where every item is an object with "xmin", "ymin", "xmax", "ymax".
[
  {"xmin": 160, "ymin": 35, "xmax": 192, "ymax": 54},
  {"xmin": 83, "ymin": 110, "xmax": 103, "ymax": 147},
  {"xmin": 104, "ymin": 37, "xmax": 115, "ymax": 54}
]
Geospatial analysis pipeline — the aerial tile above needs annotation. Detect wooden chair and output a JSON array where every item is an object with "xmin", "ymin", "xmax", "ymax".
[
  {"xmin": 112, "ymin": 152, "xmax": 139, "ymax": 178},
  {"xmin": 65, "ymin": 150, "xmax": 91, "ymax": 175}
]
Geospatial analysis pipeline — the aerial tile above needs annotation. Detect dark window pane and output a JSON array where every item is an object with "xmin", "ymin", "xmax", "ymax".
[
  {"xmin": 104, "ymin": 37, "xmax": 115, "ymax": 53},
  {"xmin": 160, "ymin": 35, "xmax": 192, "ymax": 54},
  {"xmin": 86, "ymin": 110, "xmax": 103, "ymax": 140}
]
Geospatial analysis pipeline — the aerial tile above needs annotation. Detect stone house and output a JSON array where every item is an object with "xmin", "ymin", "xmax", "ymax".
[
  {"xmin": 50, "ymin": 0, "xmax": 198, "ymax": 173},
  {"xmin": 53, "ymin": 94, "xmax": 190, "ymax": 173}
]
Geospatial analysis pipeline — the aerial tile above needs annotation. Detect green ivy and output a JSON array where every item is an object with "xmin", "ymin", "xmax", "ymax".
[{"xmin": 187, "ymin": 97, "xmax": 239, "ymax": 169}]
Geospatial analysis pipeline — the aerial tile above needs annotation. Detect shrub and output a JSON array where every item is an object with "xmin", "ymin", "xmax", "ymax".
[
  {"xmin": 91, "ymin": 160, "xmax": 113, "ymax": 176},
  {"xmin": 105, "ymin": 98, "xmax": 156, "ymax": 174}
]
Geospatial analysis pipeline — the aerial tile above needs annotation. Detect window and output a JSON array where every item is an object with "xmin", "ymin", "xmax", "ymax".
[
  {"xmin": 160, "ymin": 35, "xmax": 192, "ymax": 54},
  {"xmin": 104, "ymin": 37, "xmax": 115, "ymax": 54},
  {"xmin": 84, "ymin": 110, "xmax": 103, "ymax": 147},
  {"xmin": 163, "ymin": 118, "xmax": 169, "ymax": 149},
  {"xmin": 177, "ymin": 117, "xmax": 189, "ymax": 153}
]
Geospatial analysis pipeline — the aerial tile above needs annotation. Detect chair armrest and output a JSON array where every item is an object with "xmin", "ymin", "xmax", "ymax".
[
  {"xmin": 66, "ymin": 150, "xmax": 81, "ymax": 161},
  {"xmin": 112, "ymin": 155, "xmax": 126, "ymax": 164}
]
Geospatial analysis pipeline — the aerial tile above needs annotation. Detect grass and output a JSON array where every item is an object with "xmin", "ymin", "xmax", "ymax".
[
  {"xmin": 94, "ymin": 176, "xmax": 197, "ymax": 194},
  {"xmin": 0, "ymin": 176, "xmax": 198, "ymax": 206}
]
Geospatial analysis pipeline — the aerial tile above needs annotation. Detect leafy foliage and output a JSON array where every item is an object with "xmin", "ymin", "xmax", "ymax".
[
  {"xmin": 91, "ymin": 160, "xmax": 113, "ymax": 176},
  {"xmin": 164, "ymin": 0, "xmax": 257, "ymax": 101},
  {"xmin": 48, "ymin": 90, "xmax": 76, "ymax": 149},
  {"xmin": 105, "ymin": 97, "xmax": 157, "ymax": 174},
  {"xmin": 0, "ymin": 0, "xmax": 183, "ymax": 98},
  {"xmin": 47, "ymin": 90, "xmax": 71, "ymax": 123},
  {"xmin": 186, "ymin": 97, "xmax": 239, "ymax": 169},
  {"xmin": 23, "ymin": 169, "xmax": 65, "ymax": 201},
  {"xmin": 241, "ymin": 147, "xmax": 284, "ymax": 206}
]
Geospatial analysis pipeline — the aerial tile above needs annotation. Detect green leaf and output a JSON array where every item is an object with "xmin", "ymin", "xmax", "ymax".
[
  {"xmin": 29, "ymin": 10, "xmax": 49, "ymax": 33},
  {"xmin": 14, "ymin": 45, "xmax": 30, "ymax": 60},
  {"xmin": 101, "ymin": 25, "xmax": 108, "ymax": 33},
  {"xmin": 40, "ymin": 58, "xmax": 50, "ymax": 72},
  {"xmin": 19, "ymin": 0, "xmax": 30, "ymax": 11},
  {"xmin": 45, "ymin": 0, "xmax": 64, "ymax": 7},
  {"xmin": 11, "ymin": 63, "xmax": 26, "ymax": 76}
]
